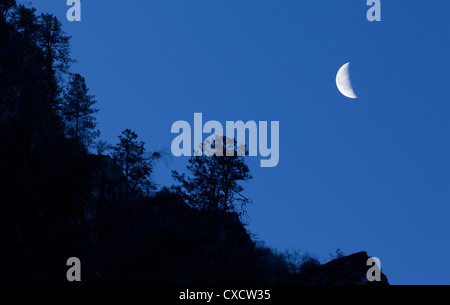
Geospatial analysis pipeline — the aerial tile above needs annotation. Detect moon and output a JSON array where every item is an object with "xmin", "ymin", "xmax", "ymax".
[{"xmin": 336, "ymin": 62, "xmax": 358, "ymax": 99}]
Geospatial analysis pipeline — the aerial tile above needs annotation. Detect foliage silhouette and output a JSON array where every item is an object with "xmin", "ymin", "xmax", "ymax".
[
  {"xmin": 112, "ymin": 129, "xmax": 160, "ymax": 196},
  {"xmin": 172, "ymin": 136, "xmax": 252, "ymax": 215},
  {"xmin": 62, "ymin": 73, "xmax": 100, "ymax": 148}
]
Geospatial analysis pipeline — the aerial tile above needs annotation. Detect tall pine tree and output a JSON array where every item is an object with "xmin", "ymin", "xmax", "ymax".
[
  {"xmin": 112, "ymin": 129, "xmax": 158, "ymax": 196},
  {"xmin": 62, "ymin": 73, "xmax": 100, "ymax": 148},
  {"xmin": 38, "ymin": 13, "xmax": 72, "ymax": 112}
]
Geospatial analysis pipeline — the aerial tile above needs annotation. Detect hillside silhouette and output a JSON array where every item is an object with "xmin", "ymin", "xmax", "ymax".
[{"xmin": 0, "ymin": 1, "xmax": 388, "ymax": 285}]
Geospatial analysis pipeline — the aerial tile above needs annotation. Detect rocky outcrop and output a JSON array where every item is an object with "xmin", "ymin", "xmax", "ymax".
[{"xmin": 301, "ymin": 251, "xmax": 389, "ymax": 285}]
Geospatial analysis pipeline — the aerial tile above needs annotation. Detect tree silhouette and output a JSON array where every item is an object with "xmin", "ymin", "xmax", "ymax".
[
  {"xmin": 38, "ymin": 13, "xmax": 72, "ymax": 74},
  {"xmin": 0, "ymin": 0, "xmax": 16, "ymax": 22},
  {"xmin": 38, "ymin": 13, "xmax": 73, "ymax": 111},
  {"xmin": 172, "ymin": 136, "xmax": 252, "ymax": 214},
  {"xmin": 112, "ymin": 129, "xmax": 159, "ymax": 195},
  {"xmin": 2, "ymin": 4, "xmax": 70, "ymax": 190},
  {"xmin": 62, "ymin": 73, "xmax": 99, "ymax": 148}
]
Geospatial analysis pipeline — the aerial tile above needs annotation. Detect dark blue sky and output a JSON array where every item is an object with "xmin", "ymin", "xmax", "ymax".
[{"xmin": 26, "ymin": 0, "xmax": 450, "ymax": 284}]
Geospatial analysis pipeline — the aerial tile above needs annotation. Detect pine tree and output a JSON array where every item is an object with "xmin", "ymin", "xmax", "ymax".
[
  {"xmin": 38, "ymin": 13, "xmax": 72, "ymax": 75},
  {"xmin": 172, "ymin": 136, "xmax": 252, "ymax": 214},
  {"xmin": 112, "ymin": 129, "xmax": 158, "ymax": 195},
  {"xmin": 62, "ymin": 73, "xmax": 100, "ymax": 148},
  {"xmin": 38, "ymin": 13, "xmax": 73, "ymax": 111}
]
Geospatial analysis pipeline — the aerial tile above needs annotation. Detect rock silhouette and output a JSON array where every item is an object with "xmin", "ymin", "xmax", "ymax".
[{"xmin": 298, "ymin": 251, "xmax": 389, "ymax": 285}]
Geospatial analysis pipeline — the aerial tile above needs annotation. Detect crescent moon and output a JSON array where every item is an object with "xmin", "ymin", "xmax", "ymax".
[{"xmin": 336, "ymin": 62, "xmax": 358, "ymax": 99}]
